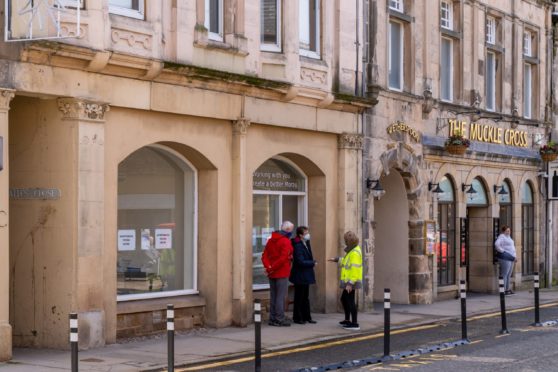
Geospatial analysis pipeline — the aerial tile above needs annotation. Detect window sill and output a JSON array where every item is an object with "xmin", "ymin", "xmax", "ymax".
[
  {"xmin": 117, "ymin": 293, "xmax": 205, "ymax": 314},
  {"xmin": 389, "ymin": 9, "xmax": 413, "ymax": 23},
  {"xmin": 524, "ymin": 56, "xmax": 539, "ymax": 65},
  {"xmin": 300, "ymin": 55, "xmax": 328, "ymax": 68},
  {"xmin": 441, "ymin": 28, "xmax": 462, "ymax": 40},
  {"xmin": 194, "ymin": 25, "xmax": 248, "ymax": 56},
  {"xmin": 486, "ymin": 43, "xmax": 505, "ymax": 53}
]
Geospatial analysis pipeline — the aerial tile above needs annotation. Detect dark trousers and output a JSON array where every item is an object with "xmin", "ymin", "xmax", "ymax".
[
  {"xmin": 293, "ymin": 284, "xmax": 312, "ymax": 322},
  {"xmin": 341, "ymin": 289, "xmax": 357, "ymax": 324},
  {"xmin": 269, "ymin": 277, "xmax": 289, "ymax": 322}
]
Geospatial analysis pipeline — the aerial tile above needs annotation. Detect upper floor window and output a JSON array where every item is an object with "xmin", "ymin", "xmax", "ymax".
[
  {"xmin": 486, "ymin": 16, "xmax": 496, "ymax": 44},
  {"xmin": 109, "ymin": 0, "xmax": 144, "ymax": 19},
  {"xmin": 523, "ymin": 31, "xmax": 532, "ymax": 57},
  {"xmin": 486, "ymin": 51, "xmax": 497, "ymax": 111},
  {"xmin": 299, "ymin": 0, "xmax": 321, "ymax": 59},
  {"xmin": 261, "ymin": 0, "xmax": 282, "ymax": 52},
  {"xmin": 388, "ymin": 20, "xmax": 404, "ymax": 91},
  {"xmin": 441, "ymin": 37, "xmax": 453, "ymax": 101},
  {"xmin": 440, "ymin": 1, "xmax": 453, "ymax": 30},
  {"xmin": 205, "ymin": 0, "xmax": 224, "ymax": 41},
  {"xmin": 389, "ymin": 0, "xmax": 404, "ymax": 12}
]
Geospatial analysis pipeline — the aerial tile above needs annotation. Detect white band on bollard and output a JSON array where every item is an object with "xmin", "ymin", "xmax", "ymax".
[
  {"xmin": 460, "ymin": 292, "xmax": 466, "ymax": 299},
  {"xmin": 535, "ymin": 282, "xmax": 539, "ymax": 288},
  {"xmin": 535, "ymin": 275, "xmax": 539, "ymax": 281},
  {"xmin": 255, "ymin": 303, "xmax": 261, "ymax": 311},
  {"xmin": 384, "ymin": 292, "xmax": 391, "ymax": 300},
  {"xmin": 70, "ymin": 319, "xmax": 78, "ymax": 328},
  {"xmin": 167, "ymin": 322, "xmax": 175, "ymax": 331},
  {"xmin": 254, "ymin": 314, "xmax": 261, "ymax": 322},
  {"xmin": 499, "ymin": 279, "xmax": 504, "ymax": 285},
  {"xmin": 499, "ymin": 286, "xmax": 505, "ymax": 293},
  {"xmin": 70, "ymin": 333, "xmax": 78, "ymax": 342},
  {"xmin": 167, "ymin": 310, "xmax": 174, "ymax": 319},
  {"xmin": 384, "ymin": 302, "xmax": 391, "ymax": 309}
]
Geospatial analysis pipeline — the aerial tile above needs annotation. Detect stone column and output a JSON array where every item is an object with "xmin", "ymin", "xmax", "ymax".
[
  {"xmin": 0, "ymin": 89, "xmax": 15, "ymax": 361},
  {"xmin": 58, "ymin": 98, "xmax": 110, "ymax": 349},
  {"xmin": 231, "ymin": 117, "xmax": 250, "ymax": 326},
  {"xmin": 337, "ymin": 133, "xmax": 363, "ymax": 303}
]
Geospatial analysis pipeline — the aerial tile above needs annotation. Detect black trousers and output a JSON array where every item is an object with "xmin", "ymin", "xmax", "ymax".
[
  {"xmin": 341, "ymin": 289, "xmax": 357, "ymax": 324},
  {"xmin": 293, "ymin": 284, "xmax": 312, "ymax": 322}
]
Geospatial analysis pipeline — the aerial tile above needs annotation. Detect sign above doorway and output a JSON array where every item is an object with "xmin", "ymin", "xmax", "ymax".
[
  {"xmin": 449, "ymin": 120, "xmax": 528, "ymax": 148},
  {"xmin": 386, "ymin": 122, "xmax": 421, "ymax": 143}
]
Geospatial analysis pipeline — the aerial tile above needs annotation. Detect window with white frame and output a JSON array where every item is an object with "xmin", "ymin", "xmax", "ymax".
[
  {"xmin": 486, "ymin": 16, "xmax": 496, "ymax": 44},
  {"xmin": 205, "ymin": 0, "xmax": 224, "ymax": 41},
  {"xmin": 109, "ymin": 0, "xmax": 144, "ymax": 19},
  {"xmin": 524, "ymin": 63, "xmax": 532, "ymax": 119},
  {"xmin": 441, "ymin": 38, "xmax": 453, "ymax": 101},
  {"xmin": 523, "ymin": 31, "xmax": 532, "ymax": 57},
  {"xmin": 389, "ymin": 0, "xmax": 403, "ymax": 12},
  {"xmin": 486, "ymin": 51, "xmax": 496, "ymax": 111},
  {"xmin": 252, "ymin": 158, "xmax": 307, "ymax": 289},
  {"xmin": 299, "ymin": 0, "xmax": 321, "ymax": 58},
  {"xmin": 388, "ymin": 20, "xmax": 404, "ymax": 90},
  {"xmin": 261, "ymin": 0, "xmax": 282, "ymax": 52},
  {"xmin": 440, "ymin": 1, "xmax": 453, "ymax": 30}
]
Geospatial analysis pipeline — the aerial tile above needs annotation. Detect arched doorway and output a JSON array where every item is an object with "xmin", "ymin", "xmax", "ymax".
[
  {"xmin": 116, "ymin": 145, "xmax": 197, "ymax": 300},
  {"xmin": 436, "ymin": 176, "xmax": 456, "ymax": 287},
  {"xmin": 373, "ymin": 169, "xmax": 409, "ymax": 303}
]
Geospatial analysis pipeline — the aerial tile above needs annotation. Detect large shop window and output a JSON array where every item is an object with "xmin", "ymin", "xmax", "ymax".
[
  {"xmin": 252, "ymin": 158, "xmax": 307, "ymax": 289},
  {"xmin": 261, "ymin": 0, "xmax": 282, "ymax": 52},
  {"xmin": 299, "ymin": 0, "xmax": 321, "ymax": 58},
  {"xmin": 437, "ymin": 176, "xmax": 456, "ymax": 286},
  {"xmin": 117, "ymin": 146, "xmax": 197, "ymax": 301},
  {"xmin": 109, "ymin": 0, "xmax": 144, "ymax": 19},
  {"xmin": 522, "ymin": 183, "xmax": 535, "ymax": 275}
]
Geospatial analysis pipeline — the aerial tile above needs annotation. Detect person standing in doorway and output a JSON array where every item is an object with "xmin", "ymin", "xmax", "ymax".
[
  {"xmin": 290, "ymin": 226, "xmax": 317, "ymax": 325},
  {"xmin": 328, "ymin": 231, "xmax": 363, "ymax": 330},
  {"xmin": 262, "ymin": 221, "xmax": 294, "ymax": 326},
  {"xmin": 494, "ymin": 225, "xmax": 517, "ymax": 295}
]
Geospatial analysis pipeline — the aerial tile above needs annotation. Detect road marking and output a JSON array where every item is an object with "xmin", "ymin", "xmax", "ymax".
[
  {"xmin": 469, "ymin": 339, "xmax": 483, "ymax": 345},
  {"xmin": 368, "ymin": 366, "xmax": 400, "ymax": 371},
  {"xmin": 495, "ymin": 333, "xmax": 511, "ymax": 339},
  {"xmin": 468, "ymin": 301, "xmax": 558, "ymax": 321},
  {"xmin": 454, "ymin": 356, "xmax": 516, "ymax": 363}
]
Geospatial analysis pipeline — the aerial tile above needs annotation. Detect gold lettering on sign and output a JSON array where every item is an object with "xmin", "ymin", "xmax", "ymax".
[
  {"xmin": 447, "ymin": 120, "xmax": 528, "ymax": 148},
  {"xmin": 387, "ymin": 122, "xmax": 421, "ymax": 142}
]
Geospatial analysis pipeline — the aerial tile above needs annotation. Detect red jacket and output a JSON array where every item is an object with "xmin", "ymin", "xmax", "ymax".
[{"xmin": 262, "ymin": 232, "xmax": 293, "ymax": 279}]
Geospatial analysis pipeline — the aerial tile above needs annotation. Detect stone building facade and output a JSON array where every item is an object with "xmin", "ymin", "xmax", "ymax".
[
  {"xmin": 0, "ymin": 0, "xmax": 373, "ymax": 358},
  {"xmin": 363, "ymin": 0, "xmax": 553, "ymax": 307}
]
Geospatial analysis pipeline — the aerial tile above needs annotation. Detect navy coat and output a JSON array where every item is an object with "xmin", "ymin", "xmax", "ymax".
[{"xmin": 289, "ymin": 237, "xmax": 316, "ymax": 285}]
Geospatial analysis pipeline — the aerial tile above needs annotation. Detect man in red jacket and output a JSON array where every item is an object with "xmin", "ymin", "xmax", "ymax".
[{"xmin": 262, "ymin": 221, "xmax": 294, "ymax": 326}]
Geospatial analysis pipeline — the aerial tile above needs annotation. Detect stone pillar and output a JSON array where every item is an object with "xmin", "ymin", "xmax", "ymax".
[
  {"xmin": 337, "ymin": 133, "xmax": 363, "ymax": 302},
  {"xmin": 58, "ymin": 98, "xmax": 110, "ymax": 349},
  {"xmin": 0, "ymin": 89, "xmax": 15, "ymax": 361},
  {"xmin": 408, "ymin": 219, "xmax": 432, "ymax": 304},
  {"xmin": 231, "ymin": 117, "xmax": 250, "ymax": 326}
]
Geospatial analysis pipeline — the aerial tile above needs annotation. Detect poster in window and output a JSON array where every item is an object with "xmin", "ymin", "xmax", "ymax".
[
  {"xmin": 155, "ymin": 229, "xmax": 172, "ymax": 249},
  {"xmin": 548, "ymin": 161, "xmax": 558, "ymax": 200},
  {"xmin": 424, "ymin": 220, "xmax": 437, "ymax": 256},
  {"xmin": 261, "ymin": 227, "xmax": 274, "ymax": 246},
  {"xmin": 118, "ymin": 229, "xmax": 136, "ymax": 251},
  {"xmin": 141, "ymin": 229, "xmax": 152, "ymax": 250}
]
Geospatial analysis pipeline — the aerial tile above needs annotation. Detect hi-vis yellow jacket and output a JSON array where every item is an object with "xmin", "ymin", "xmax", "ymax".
[{"xmin": 339, "ymin": 245, "xmax": 363, "ymax": 288}]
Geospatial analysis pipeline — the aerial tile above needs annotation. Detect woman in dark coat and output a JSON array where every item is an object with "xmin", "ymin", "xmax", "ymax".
[{"xmin": 290, "ymin": 226, "xmax": 317, "ymax": 324}]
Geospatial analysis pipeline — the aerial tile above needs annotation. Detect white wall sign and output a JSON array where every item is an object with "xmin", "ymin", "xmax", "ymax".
[
  {"xmin": 118, "ymin": 229, "xmax": 136, "ymax": 251},
  {"xmin": 549, "ymin": 162, "xmax": 558, "ymax": 200},
  {"xmin": 155, "ymin": 229, "xmax": 172, "ymax": 249}
]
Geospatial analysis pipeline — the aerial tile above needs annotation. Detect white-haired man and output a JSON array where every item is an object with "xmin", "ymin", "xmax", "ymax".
[{"xmin": 262, "ymin": 221, "xmax": 294, "ymax": 326}]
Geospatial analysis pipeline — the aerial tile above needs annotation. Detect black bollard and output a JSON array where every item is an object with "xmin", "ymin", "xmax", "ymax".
[
  {"xmin": 499, "ymin": 277, "xmax": 509, "ymax": 334},
  {"xmin": 460, "ymin": 280, "xmax": 468, "ymax": 341},
  {"xmin": 534, "ymin": 273, "xmax": 541, "ymax": 326},
  {"xmin": 383, "ymin": 289, "xmax": 391, "ymax": 358},
  {"xmin": 167, "ymin": 304, "xmax": 174, "ymax": 372},
  {"xmin": 69, "ymin": 313, "xmax": 78, "ymax": 372},
  {"xmin": 254, "ymin": 299, "xmax": 262, "ymax": 372}
]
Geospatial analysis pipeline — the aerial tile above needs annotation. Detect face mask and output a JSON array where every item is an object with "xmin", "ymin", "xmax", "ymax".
[
  {"xmin": 303, "ymin": 233, "xmax": 311, "ymax": 241},
  {"xmin": 282, "ymin": 230, "xmax": 292, "ymax": 238}
]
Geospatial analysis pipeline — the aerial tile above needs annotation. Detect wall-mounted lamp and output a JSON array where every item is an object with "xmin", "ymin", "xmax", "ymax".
[
  {"xmin": 493, "ymin": 185, "xmax": 508, "ymax": 195},
  {"xmin": 366, "ymin": 178, "xmax": 386, "ymax": 200},
  {"xmin": 428, "ymin": 182, "xmax": 444, "ymax": 194},
  {"xmin": 461, "ymin": 183, "xmax": 477, "ymax": 194}
]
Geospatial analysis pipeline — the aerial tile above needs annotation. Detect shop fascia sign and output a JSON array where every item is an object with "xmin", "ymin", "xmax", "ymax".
[
  {"xmin": 387, "ymin": 121, "xmax": 420, "ymax": 142},
  {"xmin": 449, "ymin": 119, "xmax": 528, "ymax": 147}
]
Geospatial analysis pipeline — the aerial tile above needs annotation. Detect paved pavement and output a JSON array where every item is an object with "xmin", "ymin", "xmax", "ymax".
[{"xmin": 2, "ymin": 289, "xmax": 558, "ymax": 371}]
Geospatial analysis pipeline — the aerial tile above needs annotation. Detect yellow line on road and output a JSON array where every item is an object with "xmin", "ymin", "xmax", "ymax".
[
  {"xmin": 494, "ymin": 333, "xmax": 511, "ymax": 339},
  {"xmin": 468, "ymin": 301, "xmax": 558, "ymax": 321},
  {"xmin": 469, "ymin": 339, "xmax": 483, "ymax": 344}
]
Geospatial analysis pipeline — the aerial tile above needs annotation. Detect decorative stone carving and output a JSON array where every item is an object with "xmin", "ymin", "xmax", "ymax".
[
  {"xmin": 300, "ymin": 68, "xmax": 327, "ymax": 84},
  {"xmin": 60, "ymin": 22, "xmax": 87, "ymax": 39},
  {"xmin": 232, "ymin": 117, "xmax": 251, "ymax": 135},
  {"xmin": 422, "ymin": 88, "xmax": 434, "ymax": 114},
  {"xmin": 338, "ymin": 133, "xmax": 364, "ymax": 150},
  {"xmin": 58, "ymin": 98, "xmax": 110, "ymax": 122},
  {"xmin": 470, "ymin": 89, "xmax": 482, "ymax": 108},
  {"xmin": 0, "ymin": 89, "xmax": 15, "ymax": 111},
  {"xmin": 111, "ymin": 28, "xmax": 152, "ymax": 50}
]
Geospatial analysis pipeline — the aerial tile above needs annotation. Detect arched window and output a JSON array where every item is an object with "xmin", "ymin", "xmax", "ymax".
[
  {"xmin": 522, "ymin": 182, "xmax": 535, "ymax": 275},
  {"xmin": 117, "ymin": 146, "xmax": 197, "ymax": 300},
  {"xmin": 499, "ymin": 180, "xmax": 512, "ymax": 231},
  {"xmin": 252, "ymin": 157, "xmax": 307, "ymax": 289},
  {"xmin": 437, "ymin": 176, "xmax": 456, "ymax": 286},
  {"xmin": 466, "ymin": 178, "xmax": 488, "ymax": 206}
]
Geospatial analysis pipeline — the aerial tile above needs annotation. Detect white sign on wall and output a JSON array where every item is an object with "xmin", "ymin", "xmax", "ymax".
[
  {"xmin": 117, "ymin": 229, "xmax": 136, "ymax": 251},
  {"xmin": 155, "ymin": 229, "xmax": 172, "ymax": 249},
  {"xmin": 549, "ymin": 162, "xmax": 558, "ymax": 200}
]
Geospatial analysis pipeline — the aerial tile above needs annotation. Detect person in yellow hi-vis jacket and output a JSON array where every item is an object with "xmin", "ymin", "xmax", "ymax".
[{"xmin": 328, "ymin": 231, "xmax": 363, "ymax": 331}]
